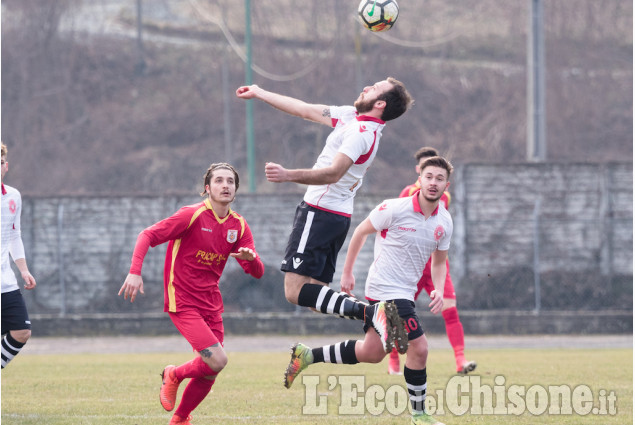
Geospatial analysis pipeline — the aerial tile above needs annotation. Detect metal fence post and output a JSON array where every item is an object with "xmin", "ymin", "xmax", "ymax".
[
  {"xmin": 532, "ymin": 197, "xmax": 541, "ymax": 313},
  {"xmin": 57, "ymin": 202, "xmax": 66, "ymax": 316}
]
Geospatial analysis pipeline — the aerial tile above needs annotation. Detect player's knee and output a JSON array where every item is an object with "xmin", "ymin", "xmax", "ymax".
[
  {"xmin": 408, "ymin": 342, "xmax": 428, "ymax": 362},
  {"xmin": 359, "ymin": 344, "xmax": 387, "ymax": 363},
  {"xmin": 213, "ymin": 351, "xmax": 229, "ymax": 372},
  {"xmin": 442, "ymin": 298, "xmax": 456, "ymax": 311},
  {"xmin": 11, "ymin": 329, "xmax": 31, "ymax": 344},
  {"xmin": 201, "ymin": 350, "xmax": 228, "ymax": 373},
  {"xmin": 283, "ymin": 280, "xmax": 300, "ymax": 304},
  {"xmin": 284, "ymin": 287, "xmax": 297, "ymax": 304}
]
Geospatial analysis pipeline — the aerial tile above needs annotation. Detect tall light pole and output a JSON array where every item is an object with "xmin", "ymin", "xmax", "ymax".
[
  {"xmin": 245, "ymin": 0, "xmax": 255, "ymax": 192},
  {"xmin": 135, "ymin": 0, "xmax": 146, "ymax": 75},
  {"xmin": 527, "ymin": 0, "xmax": 546, "ymax": 161}
]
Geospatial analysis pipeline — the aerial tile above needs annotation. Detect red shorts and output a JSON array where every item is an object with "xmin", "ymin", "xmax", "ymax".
[
  {"xmin": 169, "ymin": 309, "xmax": 224, "ymax": 352},
  {"xmin": 414, "ymin": 259, "xmax": 456, "ymax": 300}
]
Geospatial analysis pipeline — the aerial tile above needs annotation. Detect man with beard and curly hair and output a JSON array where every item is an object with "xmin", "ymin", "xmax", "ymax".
[{"xmin": 236, "ymin": 79, "xmax": 414, "ymax": 355}]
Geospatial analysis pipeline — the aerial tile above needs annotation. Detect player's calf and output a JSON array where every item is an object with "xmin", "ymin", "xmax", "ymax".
[{"xmin": 1, "ymin": 332, "xmax": 28, "ymax": 369}]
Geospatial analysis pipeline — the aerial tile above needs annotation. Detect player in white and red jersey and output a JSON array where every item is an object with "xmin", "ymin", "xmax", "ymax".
[
  {"xmin": 1, "ymin": 142, "xmax": 37, "ymax": 369},
  {"xmin": 389, "ymin": 146, "xmax": 476, "ymax": 376},
  {"xmin": 119, "ymin": 163, "xmax": 264, "ymax": 425},
  {"xmin": 236, "ymin": 79, "xmax": 414, "ymax": 351},
  {"xmin": 283, "ymin": 156, "xmax": 453, "ymax": 425}
]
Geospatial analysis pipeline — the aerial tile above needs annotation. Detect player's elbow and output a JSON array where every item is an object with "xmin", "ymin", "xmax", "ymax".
[{"xmin": 322, "ymin": 168, "xmax": 346, "ymax": 184}]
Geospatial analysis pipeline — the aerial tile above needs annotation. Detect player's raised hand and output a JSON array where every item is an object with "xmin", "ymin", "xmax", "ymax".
[
  {"xmin": 236, "ymin": 85, "xmax": 262, "ymax": 99},
  {"xmin": 230, "ymin": 247, "xmax": 256, "ymax": 261},
  {"xmin": 119, "ymin": 273, "xmax": 145, "ymax": 303},
  {"xmin": 265, "ymin": 162, "xmax": 289, "ymax": 183}
]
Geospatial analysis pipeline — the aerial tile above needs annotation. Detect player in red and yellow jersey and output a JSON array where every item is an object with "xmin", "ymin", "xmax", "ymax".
[
  {"xmin": 119, "ymin": 163, "xmax": 264, "ymax": 425},
  {"xmin": 388, "ymin": 147, "xmax": 476, "ymax": 376}
]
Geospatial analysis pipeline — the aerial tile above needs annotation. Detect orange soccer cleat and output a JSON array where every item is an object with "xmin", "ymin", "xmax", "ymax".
[
  {"xmin": 169, "ymin": 414, "xmax": 192, "ymax": 425},
  {"xmin": 160, "ymin": 365, "xmax": 180, "ymax": 411}
]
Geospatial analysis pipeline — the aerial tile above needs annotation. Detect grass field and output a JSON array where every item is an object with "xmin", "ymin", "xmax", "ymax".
[{"xmin": 1, "ymin": 344, "xmax": 631, "ymax": 425}]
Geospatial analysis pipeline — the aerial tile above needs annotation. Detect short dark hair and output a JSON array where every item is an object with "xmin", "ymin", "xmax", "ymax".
[
  {"xmin": 419, "ymin": 156, "xmax": 454, "ymax": 179},
  {"xmin": 377, "ymin": 77, "xmax": 414, "ymax": 121},
  {"xmin": 201, "ymin": 163, "xmax": 240, "ymax": 196},
  {"xmin": 414, "ymin": 146, "xmax": 439, "ymax": 162}
]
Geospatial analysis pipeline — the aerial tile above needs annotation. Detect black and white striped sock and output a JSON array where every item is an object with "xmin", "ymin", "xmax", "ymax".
[
  {"xmin": 404, "ymin": 366, "xmax": 427, "ymax": 415},
  {"xmin": 297, "ymin": 283, "xmax": 366, "ymax": 320},
  {"xmin": 311, "ymin": 340, "xmax": 359, "ymax": 364},
  {"xmin": 2, "ymin": 333, "xmax": 26, "ymax": 369}
]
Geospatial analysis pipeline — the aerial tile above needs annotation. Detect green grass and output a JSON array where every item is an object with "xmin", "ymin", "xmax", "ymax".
[{"xmin": 1, "ymin": 347, "xmax": 631, "ymax": 424}]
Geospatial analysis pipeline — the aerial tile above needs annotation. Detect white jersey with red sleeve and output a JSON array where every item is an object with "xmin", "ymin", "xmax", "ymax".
[
  {"xmin": 303, "ymin": 105, "xmax": 385, "ymax": 216},
  {"xmin": 364, "ymin": 194, "xmax": 453, "ymax": 302},
  {"xmin": 1, "ymin": 184, "xmax": 26, "ymax": 293}
]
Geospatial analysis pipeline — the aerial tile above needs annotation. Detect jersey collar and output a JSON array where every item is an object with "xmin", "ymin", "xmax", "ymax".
[
  {"xmin": 204, "ymin": 198, "xmax": 233, "ymax": 223},
  {"xmin": 411, "ymin": 190, "xmax": 439, "ymax": 216},
  {"xmin": 1, "ymin": 183, "xmax": 6, "ymax": 195},
  {"xmin": 356, "ymin": 114, "xmax": 385, "ymax": 125}
]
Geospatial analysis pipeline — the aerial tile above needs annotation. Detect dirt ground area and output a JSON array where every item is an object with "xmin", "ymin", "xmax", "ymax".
[{"xmin": 22, "ymin": 334, "xmax": 632, "ymax": 355}]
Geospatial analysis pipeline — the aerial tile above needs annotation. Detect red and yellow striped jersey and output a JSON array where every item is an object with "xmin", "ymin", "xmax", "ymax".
[{"xmin": 135, "ymin": 199, "xmax": 263, "ymax": 316}]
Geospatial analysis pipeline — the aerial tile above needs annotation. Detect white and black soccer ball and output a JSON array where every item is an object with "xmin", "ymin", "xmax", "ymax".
[{"xmin": 357, "ymin": 0, "xmax": 399, "ymax": 32}]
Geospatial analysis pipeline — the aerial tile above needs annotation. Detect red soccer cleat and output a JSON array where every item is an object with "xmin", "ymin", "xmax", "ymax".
[
  {"xmin": 160, "ymin": 365, "xmax": 180, "ymax": 411},
  {"xmin": 169, "ymin": 414, "xmax": 192, "ymax": 424}
]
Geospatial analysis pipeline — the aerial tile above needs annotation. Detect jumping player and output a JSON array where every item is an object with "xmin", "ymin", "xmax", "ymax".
[
  {"xmin": 118, "ymin": 163, "xmax": 264, "ymax": 425},
  {"xmin": 283, "ymin": 156, "xmax": 454, "ymax": 425},
  {"xmin": 388, "ymin": 146, "xmax": 476, "ymax": 375},
  {"xmin": 236, "ymin": 79, "xmax": 414, "ymax": 353},
  {"xmin": 1, "ymin": 142, "xmax": 37, "ymax": 369}
]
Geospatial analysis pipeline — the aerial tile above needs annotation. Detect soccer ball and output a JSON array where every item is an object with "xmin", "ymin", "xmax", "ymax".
[{"xmin": 357, "ymin": 0, "xmax": 399, "ymax": 32}]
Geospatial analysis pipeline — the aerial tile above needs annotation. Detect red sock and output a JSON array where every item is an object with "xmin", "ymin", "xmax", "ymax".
[
  {"xmin": 175, "ymin": 356, "xmax": 217, "ymax": 381},
  {"xmin": 174, "ymin": 376, "xmax": 215, "ymax": 419},
  {"xmin": 442, "ymin": 307, "xmax": 466, "ymax": 369}
]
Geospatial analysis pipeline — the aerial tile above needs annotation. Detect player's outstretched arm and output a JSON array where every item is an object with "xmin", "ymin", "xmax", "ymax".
[
  {"xmin": 231, "ymin": 247, "xmax": 265, "ymax": 279},
  {"xmin": 265, "ymin": 153, "xmax": 352, "ymax": 185},
  {"xmin": 119, "ymin": 231, "xmax": 152, "ymax": 303},
  {"xmin": 236, "ymin": 84, "xmax": 331, "ymax": 126},
  {"xmin": 230, "ymin": 247, "xmax": 256, "ymax": 261}
]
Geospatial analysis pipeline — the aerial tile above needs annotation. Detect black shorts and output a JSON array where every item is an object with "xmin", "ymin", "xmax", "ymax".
[
  {"xmin": 1, "ymin": 289, "xmax": 31, "ymax": 335},
  {"xmin": 364, "ymin": 299, "xmax": 425, "ymax": 340},
  {"xmin": 280, "ymin": 201, "xmax": 351, "ymax": 284}
]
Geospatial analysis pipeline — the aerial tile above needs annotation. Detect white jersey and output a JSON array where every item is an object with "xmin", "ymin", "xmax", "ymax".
[
  {"xmin": 365, "ymin": 194, "xmax": 453, "ymax": 302},
  {"xmin": 1, "ymin": 184, "xmax": 26, "ymax": 293},
  {"xmin": 303, "ymin": 105, "xmax": 385, "ymax": 216}
]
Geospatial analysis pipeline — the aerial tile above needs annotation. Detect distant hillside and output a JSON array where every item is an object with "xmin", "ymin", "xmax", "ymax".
[{"xmin": 1, "ymin": 0, "xmax": 631, "ymax": 196}]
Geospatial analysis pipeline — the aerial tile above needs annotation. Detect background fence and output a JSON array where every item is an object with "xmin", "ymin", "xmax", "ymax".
[{"xmin": 14, "ymin": 162, "xmax": 632, "ymax": 320}]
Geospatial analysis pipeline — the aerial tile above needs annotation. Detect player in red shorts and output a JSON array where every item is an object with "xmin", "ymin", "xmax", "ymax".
[
  {"xmin": 119, "ymin": 163, "xmax": 264, "ymax": 425},
  {"xmin": 388, "ymin": 147, "xmax": 476, "ymax": 376}
]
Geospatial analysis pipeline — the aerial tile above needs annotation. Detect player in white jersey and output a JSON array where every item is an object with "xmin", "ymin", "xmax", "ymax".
[
  {"xmin": 1, "ymin": 143, "xmax": 37, "ymax": 369},
  {"xmin": 236, "ymin": 79, "xmax": 414, "ymax": 351},
  {"xmin": 283, "ymin": 156, "xmax": 453, "ymax": 425},
  {"xmin": 363, "ymin": 189, "xmax": 453, "ymax": 302}
]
